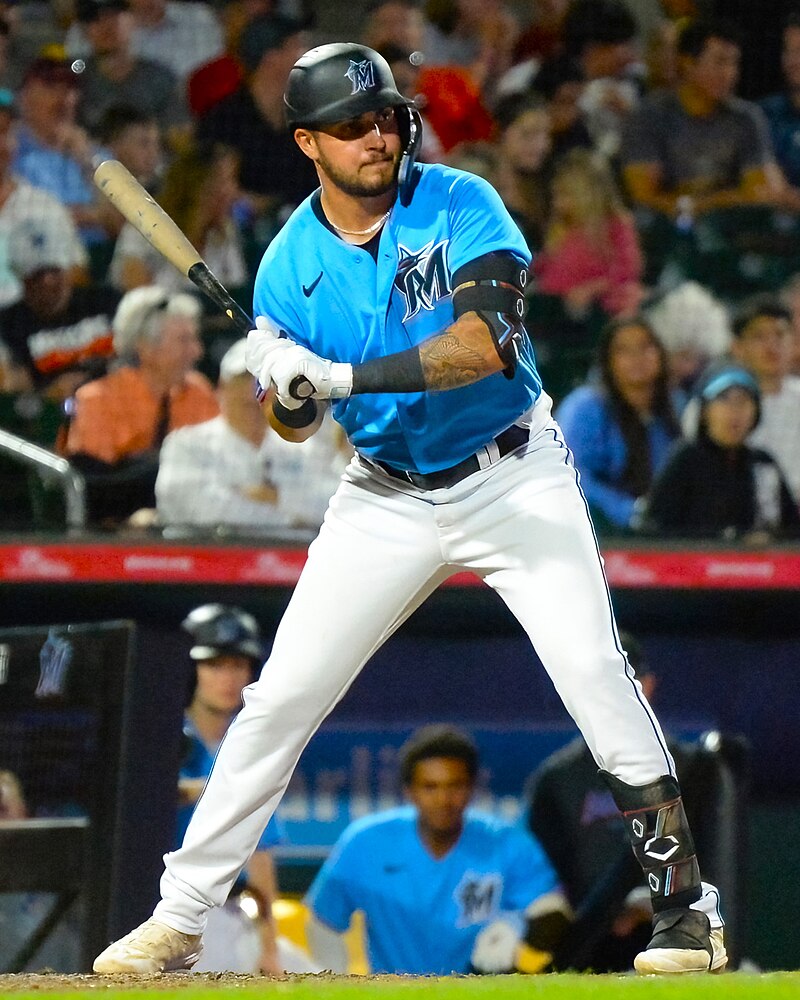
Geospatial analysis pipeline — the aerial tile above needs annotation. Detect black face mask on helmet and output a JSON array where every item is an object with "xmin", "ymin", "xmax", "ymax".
[{"xmin": 284, "ymin": 41, "xmax": 423, "ymax": 206}]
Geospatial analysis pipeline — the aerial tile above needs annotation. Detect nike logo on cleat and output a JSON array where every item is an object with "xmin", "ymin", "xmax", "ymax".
[{"xmin": 303, "ymin": 272, "xmax": 323, "ymax": 297}]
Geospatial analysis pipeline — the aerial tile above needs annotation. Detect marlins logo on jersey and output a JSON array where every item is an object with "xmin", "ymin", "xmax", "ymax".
[
  {"xmin": 453, "ymin": 870, "xmax": 503, "ymax": 927},
  {"xmin": 394, "ymin": 239, "xmax": 451, "ymax": 321},
  {"xmin": 346, "ymin": 59, "xmax": 375, "ymax": 94}
]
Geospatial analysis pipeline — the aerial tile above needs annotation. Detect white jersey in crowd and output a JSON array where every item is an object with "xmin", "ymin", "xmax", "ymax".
[
  {"xmin": 748, "ymin": 375, "xmax": 800, "ymax": 503},
  {"xmin": 155, "ymin": 412, "xmax": 349, "ymax": 530},
  {"xmin": 109, "ymin": 220, "xmax": 247, "ymax": 296},
  {"xmin": 0, "ymin": 180, "xmax": 87, "ymax": 307}
]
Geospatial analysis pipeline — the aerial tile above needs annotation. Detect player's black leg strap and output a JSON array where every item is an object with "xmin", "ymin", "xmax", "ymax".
[{"xmin": 600, "ymin": 771, "xmax": 702, "ymax": 913}]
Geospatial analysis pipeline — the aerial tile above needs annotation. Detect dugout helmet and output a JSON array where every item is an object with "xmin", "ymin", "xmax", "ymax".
[
  {"xmin": 181, "ymin": 604, "xmax": 263, "ymax": 662},
  {"xmin": 284, "ymin": 42, "xmax": 423, "ymax": 204}
]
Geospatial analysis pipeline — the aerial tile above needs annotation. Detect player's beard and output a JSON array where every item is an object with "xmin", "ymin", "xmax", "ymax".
[{"xmin": 317, "ymin": 148, "xmax": 401, "ymax": 197}]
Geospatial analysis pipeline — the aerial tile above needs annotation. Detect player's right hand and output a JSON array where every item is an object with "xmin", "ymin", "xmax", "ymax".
[{"xmin": 246, "ymin": 315, "xmax": 295, "ymax": 403}]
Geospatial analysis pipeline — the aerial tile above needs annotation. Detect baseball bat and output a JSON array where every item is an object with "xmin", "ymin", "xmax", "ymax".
[
  {"xmin": 94, "ymin": 159, "xmax": 317, "ymax": 400},
  {"xmin": 93, "ymin": 159, "xmax": 253, "ymax": 335}
]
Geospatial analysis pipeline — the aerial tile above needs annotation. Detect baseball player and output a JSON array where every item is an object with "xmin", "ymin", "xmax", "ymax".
[
  {"xmin": 94, "ymin": 42, "xmax": 725, "ymax": 977},
  {"xmin": 305, "ymin": 725, "xmax": 569, "ymax": 976},
  {"xmin": 177, "ymin": 604, "xmax": 284, "ymax": 975}
]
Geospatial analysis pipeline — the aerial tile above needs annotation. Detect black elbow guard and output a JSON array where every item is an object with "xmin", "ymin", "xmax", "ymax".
[{"xmin": 451, "ymin": 251, "xmax": 529, "ymax": 378}]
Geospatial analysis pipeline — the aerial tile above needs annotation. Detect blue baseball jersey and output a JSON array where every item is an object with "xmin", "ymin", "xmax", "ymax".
[
  {"xmin": 177, "ymin": 715, "xmax": 284, "ymax": 856},
  {"xmin": 253, "ymin": 163, "xmax": 542, "ymax": 473},
  {"xmin": 305, "ymin": 805, "xmax": 559, "ymax": 975}
]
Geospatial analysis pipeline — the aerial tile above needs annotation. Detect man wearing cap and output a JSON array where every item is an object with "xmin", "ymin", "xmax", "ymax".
[
  {"xmin": 73, "ymin": 0, "xmax": 186, "ymax": 138},
  {"xmin": 66, "ymin": 0, "xmax": 223, "ymax": 85},
  {"xmin": 0, "ymin": 88, "xmax": 87, "ymax": 309},
  {"xmin": 13, "ymin": 56, "xmax": 116, "ymax": 243},
  {"xmin": 195, "ymin": 14, "xmax": 317, "ymax": 211},
  {"xmin": 155, "ymin": 337, "xmax": 347, "ymax": 529},
  {"xmin": 0, "ymin": 215, "xmax": 119, "ymax": 402}
]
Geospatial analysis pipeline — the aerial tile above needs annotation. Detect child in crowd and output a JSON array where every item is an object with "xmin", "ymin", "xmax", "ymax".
[
  {"xmin": 640, "ymin": 364, "xmax": 800, "ymax": 540},
  {"xmin": 533, "ymin": 149, "xmax": 644, "ymax": 317}
]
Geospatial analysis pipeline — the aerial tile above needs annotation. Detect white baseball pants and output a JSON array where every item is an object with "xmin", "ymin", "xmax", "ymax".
[{"xmin": 155, "ymin": 394, "xmax": 675, "ymax": 934}]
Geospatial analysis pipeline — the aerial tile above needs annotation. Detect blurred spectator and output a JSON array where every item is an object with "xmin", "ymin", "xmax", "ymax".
[
  {"xmin": 646, "ymin": 281, "xmax": 732, "ymax": 414},
  {"xmin": 642, "ymin": 362, "xmax": 800, "ymax": 539},
  {"xmin": 363, "ymin": 0, "xmax": 427, "ymax": 54},
  {"xmin": 487, "ymin": 95, "xmax": 553, "ymax": 251},
  {"xmin": 305, "ymin": 724, "xmax": 569, "ymax": 975},
  {"xmin": 0, "ymin": 3, "xmax": 63, "ymax": 88},
  {"xmin": 759, "ymin": 13, "xmax": 800, "ymax": 200},
  {"xmin": 63, "ymin": 286, "xmax": 218, "ymax": 524},
  {"xmin": 728, "ymin": 294, "xmax": 800, "ymax": 504},
  {"xmin": 555, "ymin": 316, "xmax": 680, "ymax": 532},
  {"xmin": 620, "ymin": 18, "xmax": 784, "ymax": 220},
  {"xmin": 156, "ymin": 338, "xmax": 347, "ymax": 530},
  {"xmin": 422, "ymin": 0, "xmax": 520, "ymax": 96},
  {"xmin": 530, "ymin": 55, "xmax": 593, "ymax": 158},
  {"xmin": 109, "ymin": 142, "xmax": 246, "ymax": 294},
  {"xmin": 377, "ymin": 46, "xmax": 445, "ymax": 163},
  {"xmin": 779, "ymin": 272, "xmax": 800, "ymax": 375},
  {"xmin": 643, "ymin": 16, "xmax": 679, "ymax": 92},
  {"xmin": 72, "ymin": 0, "xmax": 186, "ymax": 141},
  {"xmin": 195, "ymin": 15, "xmax": 317, "ymax": 215},
  {"xmin": 13, "ymin": 56, "xmax": 117, "ymax": 244},
  {"xmin": 559, "ymin": 0, "xmax": 642, "ymax": 158},
  {"xmin": 533, "ymin": 149, "xmax": 645, "ymax": 317},
  {"xmin": 95, "ymin": 104, "xmax": 162, "ymax": 192},
  {"xmin": 0, "ymin": 89, "xmax": 87, "ymax": 308},
  {"xmin": 0, "ymin": 214, "xmax": 118, "ymax": 403},
  {"xmin": 513, "ymin": 0, "xmax": 571, "ymax": 65},
  {"xmin": 67, "ymin": 0, "xmax": 225, "ymax": 85}
]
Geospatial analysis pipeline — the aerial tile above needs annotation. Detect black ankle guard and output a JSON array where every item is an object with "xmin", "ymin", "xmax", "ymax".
[{"xmin": 600, "ymin": 771, "xmax": 702, "ymax": 912}]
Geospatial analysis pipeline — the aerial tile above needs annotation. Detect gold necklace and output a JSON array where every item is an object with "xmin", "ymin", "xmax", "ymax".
[{"xmin": 331, "ymin": 209, "xmax": 391, "ymax": 237}]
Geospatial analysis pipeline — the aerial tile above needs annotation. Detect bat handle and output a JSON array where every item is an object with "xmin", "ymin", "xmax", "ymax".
[{"xmin": 288, "ymin": 375, "xmax": 316, "ymax": 400}]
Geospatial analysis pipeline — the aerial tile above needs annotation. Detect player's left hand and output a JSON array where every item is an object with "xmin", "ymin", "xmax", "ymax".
[{"xmin": 267, "ymin": 342, "xmax": 353, "ymax": 401}]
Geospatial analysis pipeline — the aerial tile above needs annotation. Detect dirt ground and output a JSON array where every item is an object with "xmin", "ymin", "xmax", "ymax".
[{"xmin": 0, "ymin": 972, "xmax": 282, "ymax": 992}]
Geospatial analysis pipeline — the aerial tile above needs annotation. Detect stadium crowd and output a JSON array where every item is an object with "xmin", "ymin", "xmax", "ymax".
[{"xmin": 0, "ymin": 0, "xmax": 799, "ymax": 538}]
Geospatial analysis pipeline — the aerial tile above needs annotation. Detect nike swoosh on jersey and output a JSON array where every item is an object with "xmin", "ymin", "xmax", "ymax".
[{"xmin": 302, "ymin": 271, "xmax": 324, "ymax": 297}]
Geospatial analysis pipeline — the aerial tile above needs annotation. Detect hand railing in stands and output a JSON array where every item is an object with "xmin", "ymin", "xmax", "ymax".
[{"xmin": 0, "ymin": 427, "xmax": 86, "ymax": 529}]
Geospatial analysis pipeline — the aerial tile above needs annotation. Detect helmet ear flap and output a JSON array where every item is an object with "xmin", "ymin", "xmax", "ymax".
[{"xmin": 398, "ymin": 105, "xmax": 423, "ymax": 206}]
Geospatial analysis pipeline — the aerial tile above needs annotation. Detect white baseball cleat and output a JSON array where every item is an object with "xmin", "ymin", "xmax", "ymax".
[
  {"xmin": 634, "ymin": 909, "xmax": 727, "ymax": 975},
  {"xmin": 93, "ymin": 917, "xmax": 203, "ymax": 974}
]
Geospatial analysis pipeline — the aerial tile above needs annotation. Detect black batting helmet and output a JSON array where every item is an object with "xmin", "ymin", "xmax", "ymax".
[
  {"xmin": 284, "ymin": 42, "xmax": 422, "ymax": 204},
  {"xmin": 181, "ymin": 604, "xmax": 263, "ymax": 663}
]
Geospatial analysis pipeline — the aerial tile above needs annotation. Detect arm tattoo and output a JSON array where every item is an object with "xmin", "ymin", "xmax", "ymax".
[{"xmin": 420, "ymin": 334, "xmax": 484, "ymax": 390}]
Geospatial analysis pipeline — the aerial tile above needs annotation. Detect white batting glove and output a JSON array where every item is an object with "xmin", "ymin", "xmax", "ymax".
[
  {"xmin": 245, "ymin": 316, "xmax": 292, "ymax": 402},
  {"xmin": 267, "ymin": 343, "xmax": 353, "ymax": 401},
  {"xmin": 470, "ymin": 918, "xmax": 520, "ymax": 974}
]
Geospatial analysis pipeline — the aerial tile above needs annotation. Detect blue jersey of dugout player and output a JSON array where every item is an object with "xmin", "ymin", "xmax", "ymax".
[{"xmin": 305, "ymin": 726, "xmax": 569, "ymax": 976}]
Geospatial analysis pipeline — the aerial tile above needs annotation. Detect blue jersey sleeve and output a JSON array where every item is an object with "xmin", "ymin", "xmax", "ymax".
[
  {"xmin": 446, "ymin": 172, "xmax": 531, "ymax": 276},
  {"xmin": 305, "ymin": 830, "xmax": 360, "ymax": 933},
  {"xmin": 500, "ymin": 825, "xmax": 560, "ymax": 911},
  {"xmin": 256, "ymin": 813, "xmax": 286, "ymax": 851}
]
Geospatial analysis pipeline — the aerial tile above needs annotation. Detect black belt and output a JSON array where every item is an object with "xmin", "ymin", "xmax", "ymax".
[{"xmin": 374, "ymin": 423, "xmax": 529, "ymax": 490}]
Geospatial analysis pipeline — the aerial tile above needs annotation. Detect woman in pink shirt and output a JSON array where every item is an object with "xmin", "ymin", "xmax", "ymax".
[{"xmin": 534, "ymin": 149, "xmax": 645, "ymax": 317}]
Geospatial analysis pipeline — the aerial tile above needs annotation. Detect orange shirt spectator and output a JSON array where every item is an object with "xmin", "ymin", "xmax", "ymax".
[{"xmin": 65, "ymin": 365, "xmax": 218, "ymax": 464}]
